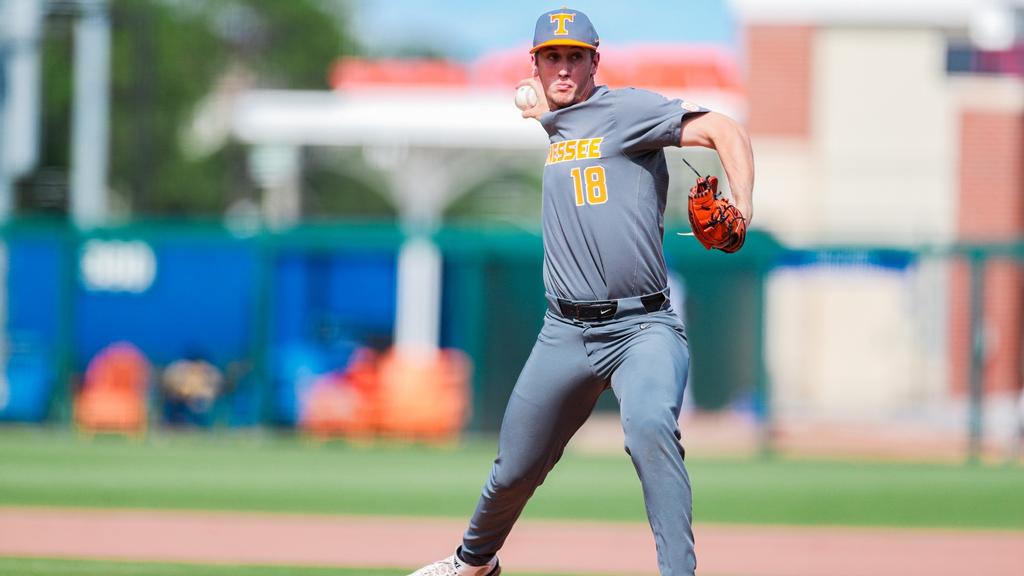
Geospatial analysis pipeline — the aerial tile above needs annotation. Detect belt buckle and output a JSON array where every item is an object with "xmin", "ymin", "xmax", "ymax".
[
  {"xmin": 585, "ymin": 301, "xmax": 616, "ymax": 321},
  {"xmin": 558, "ymin": 299, "xmax": 616, "ymax": 321},
  {"xmin": 596, "ymin": 302, "xmax": 616, "ymax": 320}
]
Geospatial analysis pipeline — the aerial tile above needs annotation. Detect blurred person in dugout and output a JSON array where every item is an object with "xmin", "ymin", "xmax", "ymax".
[{"xmin": 160, "ymin": 351, "xmax": 224, "ymax": 427}]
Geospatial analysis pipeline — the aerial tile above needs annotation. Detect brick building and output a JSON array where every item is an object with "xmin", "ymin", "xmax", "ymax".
[{"xmin": 731, "ymin": 0, "xmax": 1024, "ymax": 435}]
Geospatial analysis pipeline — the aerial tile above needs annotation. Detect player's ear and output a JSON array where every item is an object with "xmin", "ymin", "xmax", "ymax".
[
  {"xmin": 590, "ymin": 51, "xmax": 600, "ymax": 76},
  {"xmin": 531, "ymin": 54, "xmax": 539, "ymax": 77}
]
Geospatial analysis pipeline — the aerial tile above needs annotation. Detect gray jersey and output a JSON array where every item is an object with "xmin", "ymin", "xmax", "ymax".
[{"xmin": 539, "ymin": 85, "xmax": 706, "ymax": 301}]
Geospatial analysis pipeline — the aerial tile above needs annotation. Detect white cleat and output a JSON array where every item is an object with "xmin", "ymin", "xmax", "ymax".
[{"xmin": 407, "ymin": 553, "xmax": 501, "ymax": 576}]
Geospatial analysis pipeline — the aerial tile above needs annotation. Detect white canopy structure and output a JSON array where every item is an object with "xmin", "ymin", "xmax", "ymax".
[{"xmin": 234, "ymin": 89, "xmax": 549, "ymax": 150}]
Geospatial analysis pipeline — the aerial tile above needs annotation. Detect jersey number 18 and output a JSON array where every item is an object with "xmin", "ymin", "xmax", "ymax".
[{"xmin": 570, "ymin": 166, "xmax": 608, "ymax": 206}]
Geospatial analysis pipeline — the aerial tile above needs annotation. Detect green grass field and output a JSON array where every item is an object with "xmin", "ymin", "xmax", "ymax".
[
  {"xmin": 0, "ymin": 559, "xmax": 396, "ymax": 576},
  {"xmin": 0, "ymin": 558, "xmax": 587, "ymax": 576},
  {"xmin": 1, "ymin": 426, "xmax": 1022, "ymax": 529}
]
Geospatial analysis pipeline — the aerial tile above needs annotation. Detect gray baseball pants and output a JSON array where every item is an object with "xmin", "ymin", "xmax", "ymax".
[{"xmin": 459, "ymin": 294, "xmax": 695, "ymax": 576}]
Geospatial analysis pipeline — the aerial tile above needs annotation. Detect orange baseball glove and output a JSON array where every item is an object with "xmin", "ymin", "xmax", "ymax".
[{"xmin": 687, "ymin": 175, "xmax": 746, "ymax": 253}]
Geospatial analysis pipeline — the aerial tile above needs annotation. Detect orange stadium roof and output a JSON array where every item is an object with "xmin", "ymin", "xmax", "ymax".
[
  {"xmin": 330, "ymin": 58, "xmax": 470, "ymax": 88},
  {"xmin": 329, "ymin": 45, "xmax": 744, "ymax": 95}
]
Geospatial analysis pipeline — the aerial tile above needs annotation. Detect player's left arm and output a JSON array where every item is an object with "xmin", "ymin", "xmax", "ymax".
[{"xmin": 680, "ymin": 111, "xmax": 754, "ymax": 223}]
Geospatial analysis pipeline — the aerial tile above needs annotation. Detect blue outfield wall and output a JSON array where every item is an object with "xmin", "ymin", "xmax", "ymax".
[
  {"xmin": 0, "ymin": 219, "xmax": 863, "ymax": 431},
  {"xmin": 0, "ymin": 221, "xmax": 407, "ymax": 427},
  {"xmin": 0, "ymin": 219, "xmax": 793, "ymax": 429},
  {"xmin": 269, "ymin": 249, "xmax": 397, "ymax": 425},
  {"xmin": 2, "ymin": 226, "xmax": 66, "ymax": 421},
  {"xmin": 75, "ymin": 240, "xmax": 258, "ymax": 370}
]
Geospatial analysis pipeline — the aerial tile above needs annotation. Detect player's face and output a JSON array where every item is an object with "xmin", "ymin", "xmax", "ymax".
[{"xmin": 534, "ymin": 46, "xmax": 599, "ymax": 110}]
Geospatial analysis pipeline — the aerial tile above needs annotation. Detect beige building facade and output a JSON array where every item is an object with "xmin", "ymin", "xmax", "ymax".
[{"xmin": 731, "ymin": 1, "xmax": 1024, "ymax": 439}]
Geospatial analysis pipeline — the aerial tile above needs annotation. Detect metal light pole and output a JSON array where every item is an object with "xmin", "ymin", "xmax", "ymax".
[
  {"xmin": 0, "ymin": 40, "xmax": 8, "ymax": 221},
  {"xmin": 0, "ymin": 22, "xmax": 8, "ymax": 413},
  {"xmin": 967, "ymin": 252, "xmax": 986, "ymax": 463},
  {"xmin": 70, "ymin": 0, "xmax": 111, "ymax": 227},
  {"xmin": 1, "ymin": 0, "xmax": 44, "ymax": 217}
]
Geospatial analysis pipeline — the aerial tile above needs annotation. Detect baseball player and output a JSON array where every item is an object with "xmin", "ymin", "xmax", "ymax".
[{"xmin": 410, "ymin": 8, "xmax": 754, "ymax": 576}]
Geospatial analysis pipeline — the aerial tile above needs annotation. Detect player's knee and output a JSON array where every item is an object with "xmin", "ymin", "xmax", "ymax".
[
  {"xmin": 622, "ymin": 412, "xmax": 679, "ymax": 456},
  {"xmin": 488, "ymin": 458, "xmax": 547, "ymax": 494}
]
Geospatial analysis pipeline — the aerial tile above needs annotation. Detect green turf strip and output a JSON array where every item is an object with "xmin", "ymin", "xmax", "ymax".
[
  {"xmin": 0, "ymin": 558, "xmax": 383, "ymax": 576},
  {"xmin": 0, "ymin": 427, "xmax": 1022, "ymax": 529},
  {"xmin": 0, "ymin": 558, "xmax": 590, "ymax": 576}
]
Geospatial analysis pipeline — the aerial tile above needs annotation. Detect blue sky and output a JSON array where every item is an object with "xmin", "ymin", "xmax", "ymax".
[{"xmin": 351, "ymin": 0, "xmax": 737, "ymax": 60}]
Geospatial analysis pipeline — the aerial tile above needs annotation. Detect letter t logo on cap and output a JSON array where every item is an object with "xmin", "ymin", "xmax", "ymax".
[{"xmin": 550, "ymin": 12, "xmax": 575, "ymax": 35}]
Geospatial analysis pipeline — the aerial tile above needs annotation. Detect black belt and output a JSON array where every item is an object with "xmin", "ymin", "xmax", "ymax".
[{"xmin": 557, "ymin": 292, "xmax": 667, "ymax": 322}]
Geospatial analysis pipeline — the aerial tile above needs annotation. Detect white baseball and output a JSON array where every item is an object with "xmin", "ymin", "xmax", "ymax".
[{"xmin": 515, "ymin": 85, "xmax": 538, "ymax": 110}]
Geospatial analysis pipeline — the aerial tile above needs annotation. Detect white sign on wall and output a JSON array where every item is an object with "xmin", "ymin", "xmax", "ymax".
[{"xmin": 79, "ymin": 239, "xmax": 157, "ymax": 293}]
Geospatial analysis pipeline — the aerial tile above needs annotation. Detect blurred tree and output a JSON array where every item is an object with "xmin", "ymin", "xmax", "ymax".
[
  {"xmin": 24, "ymin": 0, "xmax": 393, "ymax": 219},
  {"xmin": 220, "ymin": 0, "xmax": 356, "ymax": 89},
  {"xmin": 302, "ymin": 148, "xmax": 395, "ymax": 220},
  {"xmin": 110, "ymin": 0, "xmax": 226, "ymax": 216},
  {"xmin": 26, "ymin": 11, "xmax": 74, "ymax": 215}
]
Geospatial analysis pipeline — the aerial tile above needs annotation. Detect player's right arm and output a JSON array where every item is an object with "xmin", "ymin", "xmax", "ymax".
[
  {"xmin": 516, "ymin": 76, "xmax": 549, "ymax": 120},
  {"xmin": 681, "ymin": 111, "xmax": 754, "ymax": 223}
]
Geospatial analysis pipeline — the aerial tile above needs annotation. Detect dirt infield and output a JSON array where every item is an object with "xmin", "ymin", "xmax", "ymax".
[{"xmin": 1, "ymin": 507, "xmax": 1022, "ymax": 575}]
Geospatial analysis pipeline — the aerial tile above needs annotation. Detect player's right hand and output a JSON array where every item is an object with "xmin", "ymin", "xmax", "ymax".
[{"xmin": 516, "ymin": 77, "xmax": 549, "ymax": 120}]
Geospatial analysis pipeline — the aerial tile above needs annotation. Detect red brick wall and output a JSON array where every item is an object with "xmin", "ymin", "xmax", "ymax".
[
  {"xmin": 950, "ymin": 110, "xmax": 1024, "ymax": 394},
  {"xmin": 949, "ymin": 260, "xmax": 1023, "ymax": 394},
  {"xmin": 744, "ymin": 25, "xmax": 814, "ymax": 137},
  {"xmin": 958, "ymin": 112, "xmax": 1024, "ymax": 238}
]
